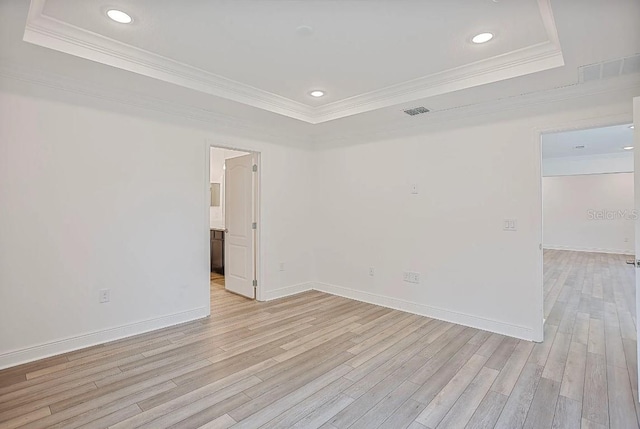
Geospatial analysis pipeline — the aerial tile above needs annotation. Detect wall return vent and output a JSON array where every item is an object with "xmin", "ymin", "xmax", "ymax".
[{"xmin": 579, "ymin": 53, "xmax": 640, "ymax": 83}]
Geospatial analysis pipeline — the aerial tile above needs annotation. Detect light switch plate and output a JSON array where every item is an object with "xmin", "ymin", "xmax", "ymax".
[{"xmin": 503, "ymin": 219, "xmax": 517, "ymax": 231}]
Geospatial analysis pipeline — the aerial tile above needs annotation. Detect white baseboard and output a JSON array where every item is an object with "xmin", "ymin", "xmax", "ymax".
[
  {"xmin": 1, "ymin": 278, "xmax": 538, "ymax": 370},
  {"xmin": 544, "ymin": 244, "xmax": 634, "ymax": 255},
  {"xmin": 260, "ymin": 282, "xmax": 314, "ymax": 301},
  {"xmin": 0, "ymin": 306, "xmax": 209, "ymax": 370},
  {"xmin": 311, "ymin": 282, "xmax": 535, "ymax": 341}
]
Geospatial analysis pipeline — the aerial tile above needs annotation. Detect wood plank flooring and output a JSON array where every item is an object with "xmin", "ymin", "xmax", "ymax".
[{"xmin": 0, "ymin": 250, "xmax": 637, "ymax": 428}]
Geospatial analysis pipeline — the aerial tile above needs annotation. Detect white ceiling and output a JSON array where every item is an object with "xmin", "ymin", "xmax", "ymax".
[
  {"xmin": 542, "ymin": 124, "xmax": 635, "ymax": 158},
  {"xmin": 24, "ymin": 0, "xmax": 565, "ymax": 123},
  {"xmin": 39, "ymin": 0, "xmax": 549, "ymax": 104},
  {"xmin": 0, "ymin": 0, "xmax": 639, "ymax": 141}
]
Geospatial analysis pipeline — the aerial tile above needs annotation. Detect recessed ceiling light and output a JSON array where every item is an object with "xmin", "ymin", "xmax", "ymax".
[
  {"xmin": 107, "ymin": 9, "xmax": 132, "ymax": 24},
  {"xmin": 296, "ymin": 25, "xmax": 314, "ymax": 36},
  {"xmin": 630, "ymin": 125, "xmax": 635, "ymax": 129},
  {"xmin": 310, "ymin": 90, "xmax": 325, "ymax": 98},
  {"xmin": 623, "ymin": 146, "xmax": 634, "ymax": 150},
  {"xmin": 472, "ymin": 32, "xmax": 494, "ymax": 44}
]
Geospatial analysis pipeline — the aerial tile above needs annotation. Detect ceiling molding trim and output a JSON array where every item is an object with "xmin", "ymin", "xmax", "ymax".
[
  {"xmin": 24, "ymin": 0, "xmax": 564, "ymax": 124},
  {"xmin": 23, "ymin": 0, "xmax": 316, "ymax": 122},
  {"xmin": 0, "ymin": 61, "xmax": 308, "ymax": 145},
  {"xmin": 312, "ymin": 74, "xmax": 640, "ymax": 147},
  {"xmin": 310, "ymin": 41, "xmax": 564, "ymax": 123},
  {"xmin": 1, "ymin": 61, "xmax": 636, "ymax": 149}
]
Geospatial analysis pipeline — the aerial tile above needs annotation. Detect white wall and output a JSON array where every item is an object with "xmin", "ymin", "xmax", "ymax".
[
  {"xmin": 543, "ymin": 152, "xmax": 633, "ymax": 176},
  {"xmin": 543, "ymin": 173, "xmax": 635, "ymax": 254},
  {"xmin": 0, "ymin": 77, "xmax": 313, "ymax": 368},
  {"xmin": 312, "ymin": 99, "xmax": 634, "ymax": 342},
  {"xmin": 0, "ymin": 68, "xmax": 636, "ymax": 369}
]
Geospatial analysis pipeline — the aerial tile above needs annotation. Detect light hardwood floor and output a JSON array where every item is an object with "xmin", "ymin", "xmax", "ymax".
[{"xmin": 0, "ymin": 250, "xmax": 638, "ymax": 428}]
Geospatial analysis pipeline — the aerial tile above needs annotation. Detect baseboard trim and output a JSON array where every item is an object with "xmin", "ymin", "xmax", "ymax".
[
  {"xmin": 1, "ymin": 279, "xmax": 538, "ymax": 369},
  {"xmin": 261, "ymin": 282, "xmax": 314, "ymax": 301},
  {"xmin": 0, "ymin": 306, "xmax": 209, "ymax": 370},
  {"xmin": 544, "ymin": 245, "xmax": 634, "ymax": 255},
  {"xmin": 311, "ymin": 282, "xmax": 534, "ymax": 341}
]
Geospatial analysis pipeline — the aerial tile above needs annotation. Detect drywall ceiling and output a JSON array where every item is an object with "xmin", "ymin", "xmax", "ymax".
[
  {"xmin": 24, "ymin": 0, "xmax": 564, "ymax": 123},
  {"xmin": 1, "ymin": 0, "xmax": 639, "ymax": 142},
  {"xmin": 542, "ymin": 124, "xmax": 635, "ymax": 158}
]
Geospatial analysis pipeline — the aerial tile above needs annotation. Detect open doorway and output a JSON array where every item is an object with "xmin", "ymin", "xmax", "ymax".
[
  {"xmin": 541, "ymin": 123, "xmax": 636, "ymax": 331},
  {"xmin": 208, "ymin": 145, "xmax": 259, "ymax": 300}
]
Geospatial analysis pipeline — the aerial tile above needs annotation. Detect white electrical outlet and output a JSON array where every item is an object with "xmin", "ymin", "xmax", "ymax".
[
  {"xmin": 403, "ymin": 272, "xmax": 420, "ymax": 284},
  {"xmin": 369, "ymin": 267, "xmax": 375, "ymax": 276},
  {"xmin": 279, "ymin": 262, "xmax": 285, "ymax": 271},
  {"xmin": 410, "ymin": 184, "xmax": 419, "ymax": 194},
  {"xmin": 99, "ymin": 289, "xmax": 110, "ymax": 303}
]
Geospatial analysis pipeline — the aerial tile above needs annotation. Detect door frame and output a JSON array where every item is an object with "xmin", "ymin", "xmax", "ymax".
[
  {"xmin": 534, "ymin": 112, "xmax": 633, "ymax": 343},
  {"xmin": 205, "ymin": 140, "xmax": 262, "ymax": 301}
]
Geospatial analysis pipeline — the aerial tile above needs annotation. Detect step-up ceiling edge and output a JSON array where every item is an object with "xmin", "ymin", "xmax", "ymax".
[{"xmin": 23, "ymin": 0, "xmax": 564, "ymax": 125}]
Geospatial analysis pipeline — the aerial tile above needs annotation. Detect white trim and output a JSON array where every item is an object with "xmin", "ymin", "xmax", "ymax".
[
  {"xmin": 312, "ymin": 40, "xmax": 563, "ymax": 123},
  {"xmin": 261, "ymin": 282, "xmax": 314, "ymax": 301},
  {"xmin": 2, "ymin": 61, "xmax": 637, "ymax": 148},
  {"xmin": 23, "ymin": 0, "xmax": 313, "ymax": 122},
  {"xmin": 206, "ymin": 141, "xmax": 262, "ymax": 301},
  {"xmin": 535, "ymin": 112, "xmax": 634, "ymax": 343},
  {"xmin": 0, "ymin": 63, "xmax": 299, "ymax": 145},
  {"xmin": 534, "ymin": 126, "xmax": 545, "ymax": 343},
  {"xmin": 633, "ymin": 96, "xmax": 640, "ymax": 401},
  {"xmin": 310, "ymin": 282, "xmax": 535, "ymax": 341},
  {"xmin": 316, "ymin": 74, "xmax": 640, "ymax": 147},
  {"xmin": 543, "ymin": 245, "xmax": 634, "ymax": 255},
  {"xmin": 23, "ymin": 0, "xmax": 563, "ymax": 124},
  {"xmin": 0, "ymin": 307, "xmax": 209, "ymax": 370}
]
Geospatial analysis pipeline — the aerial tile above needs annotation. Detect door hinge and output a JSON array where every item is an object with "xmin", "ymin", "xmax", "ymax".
[
  {"xmin": 252, "ymin": 222, "xmax": 257, "ymax": 230},
  {"xmin": 252, "ymin": 164, "xmax": 258, "ymax": 172},
  {"xmin": 252, "ymin": 279, "xmax": 257, "ymax": 287}
]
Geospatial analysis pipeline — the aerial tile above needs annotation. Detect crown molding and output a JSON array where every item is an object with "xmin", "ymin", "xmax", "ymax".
[
  {"xmin": 310, "ymin": 40, "xmax": 563, "ymax": 123},
  {"xmin": 1, "ymin": 62, "xmax": 636, "ymax": 150},
  {"xmin": 312, "ymin": 74, "xmax": 640, "ymax": 147},
  {"xmin": 24, "ymin": 0, "xmax": 564, "ymax": 124},
  {"xmin": 0, "ymin": 62, "xmax": 309, "ymax": 145},
  {"xmin": 23, "ymin": 0, "xmax": 315, "ymax": 122}
]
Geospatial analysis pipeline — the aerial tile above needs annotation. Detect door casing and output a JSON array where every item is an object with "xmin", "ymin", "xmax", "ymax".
[
  {"xmin": 205, "ymin": 141, "xmax": 262, "ymax": 302},
  {"xmin": 535, "ymin": 112, "xmax": 633, "ymax": 343}
]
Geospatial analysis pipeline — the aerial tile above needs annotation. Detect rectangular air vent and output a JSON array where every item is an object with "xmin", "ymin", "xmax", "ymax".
[
  {"xmin": 403, "ymin": 106, "xmax": 430, "ymax": 116},
  {"xmin": 579, "ymin": 53, "xmax": 640, "ymax": 82}
]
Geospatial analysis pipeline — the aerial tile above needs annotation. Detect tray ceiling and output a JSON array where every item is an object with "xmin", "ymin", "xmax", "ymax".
[{"xmin": 24, "ymin": 0, "xmax": 564, "ymax": 124}]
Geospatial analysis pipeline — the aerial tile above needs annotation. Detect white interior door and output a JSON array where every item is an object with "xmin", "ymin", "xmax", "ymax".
[
  {"xmin": 634, "ymin": 96, "xmax": 640, "ymax": 391},
  {"xmin": 224, "ymin": 154, "xmax": 255, "ymax": 299}
]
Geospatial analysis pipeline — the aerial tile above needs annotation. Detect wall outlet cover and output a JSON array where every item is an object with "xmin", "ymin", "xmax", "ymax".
[{"xmin": 403, "ymin": 271, "xmax": 420, "ymax": 284}]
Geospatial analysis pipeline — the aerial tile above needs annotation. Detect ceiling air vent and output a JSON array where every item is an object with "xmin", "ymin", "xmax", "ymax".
[
  {"xmin": 579, "ymin": 53, "xmax": 640, "ymax": 83},
  {"xmin": 403, "ymin": 106, "xmax": 430, "ymax": 116}
]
